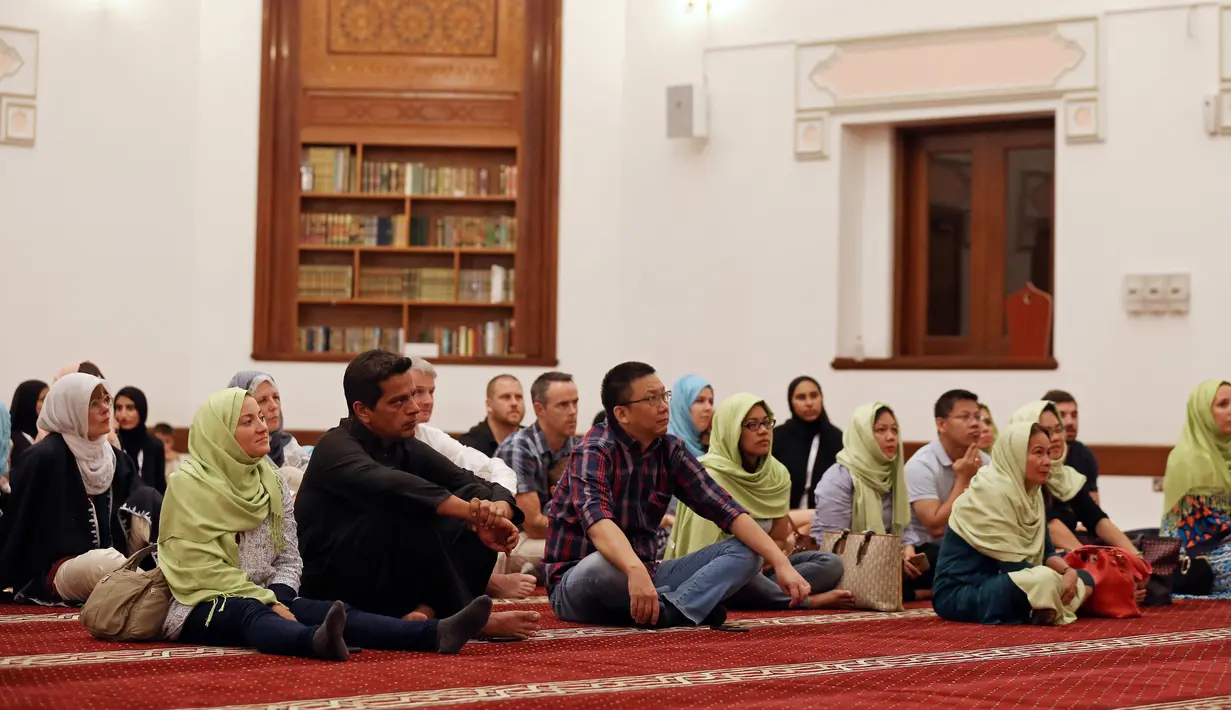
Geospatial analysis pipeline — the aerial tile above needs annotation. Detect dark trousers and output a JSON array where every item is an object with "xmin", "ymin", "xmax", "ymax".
[
  {"xmin": 904, "ymin": 542, "xmax": 940, "ymax": 601},
  {"xmin": 179, "ymin": 595, "xmax": 440, "ymax": 659},
  {"xmin": 301, "ymin": 515, "xmax": 495, "ymax": 619}
]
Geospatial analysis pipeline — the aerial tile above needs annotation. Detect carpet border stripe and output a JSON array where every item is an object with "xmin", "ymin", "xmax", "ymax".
[{"xmin": 168, "ymin": 626, "xmax": 1231, "ymax": 710}]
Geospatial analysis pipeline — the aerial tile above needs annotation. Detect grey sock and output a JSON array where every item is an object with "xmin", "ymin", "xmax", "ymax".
[
  {"xmin": 311, "ymin": 600, "xmax": 349, "ymax": 662},
  {"xmin": 436, "ymin": 596, "xmax": 493, "ymax": 654}
]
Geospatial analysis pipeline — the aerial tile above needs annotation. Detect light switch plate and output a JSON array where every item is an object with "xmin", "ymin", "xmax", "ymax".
[
  {"xmin": 1123, "ymin": 274, "xmax": 1146, "ymax": 314},
  {"xmin": 1166, "ymin": 273, "xmax": 1191, "ymax": 314}
]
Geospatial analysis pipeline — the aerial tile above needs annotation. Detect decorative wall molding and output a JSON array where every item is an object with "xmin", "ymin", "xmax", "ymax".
[
  {"xmin": 793, "ymin": 19, "xmax": 1101, "ymax": 159},
  {"xmin": 0, "ymin": 26, "xmax": 38, "ymax": 148},
  {"xmin": 794, "ymin": 112, "xmax": 829, "ymax": 159}
]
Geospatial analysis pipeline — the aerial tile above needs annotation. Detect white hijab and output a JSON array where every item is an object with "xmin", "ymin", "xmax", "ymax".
[{"xmin": 37, "ymin": 373, "xmax": 116, "ymax": 495}]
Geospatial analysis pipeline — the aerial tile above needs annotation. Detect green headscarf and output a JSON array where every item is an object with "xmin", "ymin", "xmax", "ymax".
[
  {"xmin": 834, "ymin": 402, "xmax": 909, "ymax": 535},
  {"xmin": 950, "ymin": 422, "xmax": 1047, "ymax": 564},
  {"xmin": 950, "ymin": 422, "xmax": 1087, "ymax": 625},
  {"xmin": 1163, "ymin": 380, "xmax": 1231, "ymax": 515},
  {"xmin": 159, "ymin": 388, "xmax": 286, "ymax": 609},
  {"xmin": 666, "ymin": 393, "xmax": 789, "ymax": 560},
  {"xmin": 978, "ymin": 402, "xmax": 998, "ymax": 454},
  {"xmin": 1008, "ymin": 400, "xmax": 1086, "ymax": 502}
]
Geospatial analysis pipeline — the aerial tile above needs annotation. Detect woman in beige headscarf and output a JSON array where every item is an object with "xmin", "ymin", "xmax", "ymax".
[{"xmin": 933, "ymin": 421, "xmax": 1092, "ymax": 625}]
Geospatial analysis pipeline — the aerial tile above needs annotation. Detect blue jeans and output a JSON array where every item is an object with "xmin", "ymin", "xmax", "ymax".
[
  {"xmin": 726, "ymin": 551, "xmax": 844, "ymax": 610},
  {"xmin": 549, "ymin": 537, "xmax": 764, "ymax": 625},
  {"xmin": 180, "ymin": 596, "xmax": 439, "ymax": 658}
]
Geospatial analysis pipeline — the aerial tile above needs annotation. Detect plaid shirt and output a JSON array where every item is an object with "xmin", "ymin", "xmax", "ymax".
[
  {"xmin": 495, "ymin": 422, "xmax": 581, "ymax": 514},
  {"xmin": 543, "ymin": 421, "xmax": 746, "ymax": 588}
]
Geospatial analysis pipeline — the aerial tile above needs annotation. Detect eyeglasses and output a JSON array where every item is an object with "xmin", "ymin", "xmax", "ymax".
[
  {"xmin": 949, "ymin": 413, "xmax": 977, "ymax": 423},
  {"xmin": 89, "ymin": 395, "xmax": 114, "ymax": 412},
  {"xmin": 621, "ymin": 390, "xmax": 672, "ymax": 408},
  {"xmin": 741, "ymin": 418, "xmax": 775, "ymax": 432}
]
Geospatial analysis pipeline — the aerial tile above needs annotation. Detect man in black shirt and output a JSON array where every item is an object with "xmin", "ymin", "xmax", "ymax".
[
  {"xmin": 1043, "ymin": 389, "xmax": 1099, "ymax": 504},
  {"xmin": 296, "ymin": 351, "xmax": 539, "ymax": 639},
  {"xmin": 458, "ymin": 374, "xmax": 525, "ymax": 457}
]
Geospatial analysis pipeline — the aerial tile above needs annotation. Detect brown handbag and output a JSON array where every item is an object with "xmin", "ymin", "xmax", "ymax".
[
  {"xmin": 80, "ymin": 545, "xmax": 171, "ymax": 642},
  {"xmin": 820, "ymin": 529, "xmax": 905, "ymax": 612}
]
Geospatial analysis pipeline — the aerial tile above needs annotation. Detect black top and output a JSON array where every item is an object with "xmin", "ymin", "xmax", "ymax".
[
  {"xmin": 1065, "ymin": 440, "xmax": 1099, "ymax": 492},
  {"xmin": 457, "ymin": 419, "xmax": 500, "ymax": 458},
  {"xmin": 0, "ymin": 435, "xmax": 156, "ymax": 598},
  {"xmin": 773, "ymin": 376, "xmax": 844, "ymax": 509},
  {"xmin": 1045, "ymin": 488, "xmax": 1109, "ymax": 537},
  {"xmin": 115, "ymin": 387, "xmax": 167, "ymax": 494},
  {"xmin": 295, "ymin": 418, "xmax": 523, "ymax": 577}
]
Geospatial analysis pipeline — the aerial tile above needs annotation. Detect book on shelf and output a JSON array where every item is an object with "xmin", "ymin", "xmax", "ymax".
[
  {"xmin": 357, "ymin": 267, "xmax": 455, "ymax": 301},
  {"xmin": 458, "ymin": 265, "xmax": 515, "ymax": 304},
  {"xmin": 407, "ymin": 215, "xmax": 516, "ymax": 250},
  {"xmin": 298, "ymin": 326, "xmax": 404, "ymax": 355},
  {"xmin": 410, "ymin": 318, "xmax": 513, "ymax": 357},
  {"xmin": 360, "ymin": 162, "xmax": 517, "ymax": 197},
  {"xmin": 301, "ymin": 213, "xmax": 409, "ymax": 247},
  {"xmin": 301, "ymin": 147, "xmax": 356, "ymax": 194},
  {"xmin": 298, "ymin": 265, "xmax": 354, "ymax": 300}
]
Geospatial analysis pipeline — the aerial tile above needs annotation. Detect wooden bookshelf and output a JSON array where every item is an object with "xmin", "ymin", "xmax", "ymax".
[{"xmin": 252, "ymin": 0, "xmax": 561, "ymax": 365}]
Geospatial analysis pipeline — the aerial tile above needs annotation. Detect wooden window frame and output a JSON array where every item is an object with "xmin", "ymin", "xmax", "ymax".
[
  {"xmin": 250, "ymin": 0, "xmax": 562, "ymax": 366},
  {"xmin": 834, "ymin": 117, "xmax": 1057, "ymax": 371}
]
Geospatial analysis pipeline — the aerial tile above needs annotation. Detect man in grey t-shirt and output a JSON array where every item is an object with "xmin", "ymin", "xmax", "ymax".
[{"xmin": 902, "ymin": 389, "xmax": 987, "ymax": 599}]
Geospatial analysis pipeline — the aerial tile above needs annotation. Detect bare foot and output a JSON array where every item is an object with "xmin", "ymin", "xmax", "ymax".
[
  {"xmin": 486, "ymin": 573, "xmax": 537, "ymax": 599},
  {"xmin": 807, "ymin": 590, "xmax": 855, "ymax": 609},
  {"xmin": 480, "ymin": 610, "xmax": 540, "ymax": 639},
  {"xmin": 912, "ymin": 589, "xmax": 933, "ymax": 601},
  {"xmin": 402, "ymin": 604, "xmax": 434, "ymax": 622}
]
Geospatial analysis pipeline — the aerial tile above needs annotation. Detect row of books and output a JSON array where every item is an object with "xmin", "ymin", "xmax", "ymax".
[
  {"xmin": 412, "ymin": 319, "xmax": 514, "ymax": 357},
  {"xmin": 458, "ymin": 266, "xmax": 514, "ymax": 304},
  {"xmin": 408, "ymin": 215, "xmax": 516, "ymax": 250},
  {"xmin": 356, "ymin": 267, "xmax": 456, "ymax": 302},
  {"xmin": 301, "ymin": 147, "xmax": 356, "ymax": 194},
  {"xmin": 301, "ymin": 213, "xmax": 409, "ymax": 247},
  {"xmin": 298, "ymin": 265, "xmax": 353, "ymax": 300},
  {"xmin": 298, "ymin": 326, "xmax": 403, "ymax": 354},
  {"xmin": 359, "ymin": 162, "xmax": 517, "ymax": 197}
]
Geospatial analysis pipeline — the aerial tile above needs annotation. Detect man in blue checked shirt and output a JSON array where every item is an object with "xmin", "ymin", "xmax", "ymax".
[{"xmin": 543, "ymin": 361, "xmax": 810, "ymax": 628}]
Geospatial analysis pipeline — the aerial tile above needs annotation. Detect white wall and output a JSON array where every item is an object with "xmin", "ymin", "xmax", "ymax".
[
  {"xmin": 2, "ymin": 0, "xmax": 1227, "ymax": 528},
  {"xmin": 0, "ymin": 0, "xmax": 628, "ymax": 432}
]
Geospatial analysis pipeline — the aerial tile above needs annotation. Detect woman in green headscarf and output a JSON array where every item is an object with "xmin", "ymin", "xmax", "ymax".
[
  {"xmin": 933, "ymin": 421, "xmax": 1093, "ymax": 625},
  {"xmin": 159, "ymin": 388, "xmax": 492, "ymax": 659},
  {"xmin": 811, "ymin": 403, "xmax": 928, "ymax": 600},
  {"xmin": 668, "ymin": 393, "xmax": 851, "ymax": 609},
  {"xmin": 1161, "ymin": 380, "xmax": 1231, "ymax": 597},
  {"xmin": 1009, "ymin": 401, "xmax": 1139, "ymax": 558}
]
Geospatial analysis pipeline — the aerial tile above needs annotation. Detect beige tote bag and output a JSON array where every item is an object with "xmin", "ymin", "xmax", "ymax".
[{"xmin": 820, "ymin": 529, "xmax": 904, "ymax": 612}]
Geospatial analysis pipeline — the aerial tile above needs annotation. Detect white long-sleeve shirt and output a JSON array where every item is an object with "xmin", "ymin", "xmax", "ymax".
[{"xmin": 414, "ymin": 424, "xmax": 519, "ymax": 495}]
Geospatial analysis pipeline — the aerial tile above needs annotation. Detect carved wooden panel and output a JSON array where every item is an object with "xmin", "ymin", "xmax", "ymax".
[
  {"xmin": 303, "ymin": 91, "xmax": 517, "ymax": 127},
  {"xmin": 328, "ymin": 0, "xmax": 498, "ymax": 56},
  {"xmin": 302, "ymin": 0, "xmax": 523, "ymax": 92}
]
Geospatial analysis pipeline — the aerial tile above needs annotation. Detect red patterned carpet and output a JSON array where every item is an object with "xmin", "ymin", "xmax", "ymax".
[{"xmin": 3, "ymin": 594, "xmax": 1231, "ymax": 709}]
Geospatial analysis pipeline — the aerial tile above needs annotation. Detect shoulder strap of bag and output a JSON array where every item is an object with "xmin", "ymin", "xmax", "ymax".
[
  {"xmin": 829, "ymin": 529, "xmax": 851, "ymax": 555},
  {"xmin": 122, "ymin": 544, "xmax": 158, "ymax": 572}
]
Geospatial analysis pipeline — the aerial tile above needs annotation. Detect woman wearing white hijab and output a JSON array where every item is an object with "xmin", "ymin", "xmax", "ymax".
[{"xmin": 0, "ymin": 373, "xmax": 161, "ymax": 603}]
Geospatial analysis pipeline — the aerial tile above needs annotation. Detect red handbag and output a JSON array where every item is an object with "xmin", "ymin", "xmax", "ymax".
[{"xmin": 1064, "ymin": 546, "xmax": 1152, "ymax": 618}]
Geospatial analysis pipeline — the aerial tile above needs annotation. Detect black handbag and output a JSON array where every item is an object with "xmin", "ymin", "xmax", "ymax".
[{"xmin": 1131, "ymin": 533, "xmax": 1180, "ymax": 606}]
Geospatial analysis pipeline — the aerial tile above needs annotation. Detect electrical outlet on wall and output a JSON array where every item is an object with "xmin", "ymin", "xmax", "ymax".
[
  {"xmin": 1143, "ymin": 275, "xmax": 1168, "ymax": 314},
  {"xmin": 1152, "ymin": 477, "xmax": 1164, "ymax": 493}
]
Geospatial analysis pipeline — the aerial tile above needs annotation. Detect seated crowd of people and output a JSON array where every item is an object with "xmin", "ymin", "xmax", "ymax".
[{"xmin": 0, "ymin": 353, "xmax": 1227, "ymax": 662}]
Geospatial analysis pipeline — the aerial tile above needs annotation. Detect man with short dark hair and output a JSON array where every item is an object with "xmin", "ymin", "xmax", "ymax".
[
  {"xmin": 495, "ymin": 372, "xmax": 582, "ymax": 575},
  {"xmin": 459, "ymin": 375, "xmax": 525, "ymax": 457},
  {"xmin": 1042, "ymin": 389, "xmax": 1100, "ymax": 504},
  {"xmin": 544, "ymin": 361, "xmax": 810, "ymax": 628},
  {"xmin": 903, "ymin": 389, "xmax": 990, "ymax": 598},
  {"xmin": 296, "ymin": 350, "xmax": 540, "ymax": 639}
]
